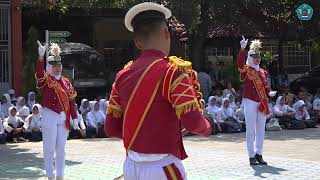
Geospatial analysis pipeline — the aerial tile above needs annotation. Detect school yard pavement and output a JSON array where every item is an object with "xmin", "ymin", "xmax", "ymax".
[{"xmin": 0, "ymin": 127, "xmax": 320, "ymax": 180}]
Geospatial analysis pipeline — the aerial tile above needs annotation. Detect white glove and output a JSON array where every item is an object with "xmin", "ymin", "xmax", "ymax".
[
  {"xmin": 240, "ymin": 35, "xmax": 248, "ymax": 49},
  {"xmin": 268, "ymin": 91, "xmax": 277, "ymax": 97},
  {"xmin": 37, "ymin": 40, "xmax": 47, "ymax": 57}
]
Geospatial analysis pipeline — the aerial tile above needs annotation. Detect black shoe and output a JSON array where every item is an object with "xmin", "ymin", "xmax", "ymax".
[
  {"xmin": 249, "ymin": 157, "xmax": 259, "ymax": 165},
  {"xmin": 255, "ymin": 154, "xmax": 268, "ymax": 165}
]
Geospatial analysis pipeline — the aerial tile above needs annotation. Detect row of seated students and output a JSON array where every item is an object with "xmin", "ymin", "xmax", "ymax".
[{"xmin": 0, "ymin": 98, "xmax": 109, "ymax": 144}]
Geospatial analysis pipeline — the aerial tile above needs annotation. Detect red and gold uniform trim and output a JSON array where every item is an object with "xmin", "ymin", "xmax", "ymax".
[
  {"xmin": 163, "ymin": 163, "xmax": 183, "ymax": 180},
  {"xmin": 107, "ymin": 83, "xmax": 123, "ymax": 118},
  {"xmin": 122, "ymin": 59, "xmax": 168, "ymax": 151},
  {"xmin": 162, "ymin": 56, "xmax": 203, "ymax": 119},
  {"xmin": 35, "ymin": 72, "xmax": 77, "ymax": 129}
]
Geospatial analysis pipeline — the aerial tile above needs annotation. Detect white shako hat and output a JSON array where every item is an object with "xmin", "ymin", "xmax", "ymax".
[
  {"xmin": 124, "ymin": 2, "xmax": 172, "ymax": 32},
  {"xmin": 47, "ymin": 43, "xmax": 62, "ymax": 65},
  {"xmin": 248, "ymin": 39, "xmax": 262, "ymax": 58}
]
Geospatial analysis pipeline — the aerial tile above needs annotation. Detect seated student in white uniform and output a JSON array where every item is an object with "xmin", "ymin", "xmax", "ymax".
[
  {"xmin": 69, "ymin": 104, "xmax": 86, "ymax": 139},
  {"xmin": 3, "ymin": 107, "xmax": 26, "ymax": 142},
  {"xmin": 205, "ymin": 96, "xmax": 222, "ymax": 134},
  {"xmin": 26, "ymin": 92, "xmax": 37, "ymax": 112},
  {"xmin": 226, "ymin": 94, "xmax": 238, "ymax": 112},
  {"xmin": 24, "ymin": 104, "xmax": 42, "ymax": 141},
  {"xmin": 18, "ymin": 106, "xmax": 30, "ymax": 122},
  {"xmin": 1, "ymin": 94, "xmax": 13, "ymax": 118},
  {"xmin": 273, "ymin": 96, "xmax": 296, "ymax": 128},
  {"xmin": 0, "ymin": 103, "xmax": 4, "ymax": 120},
  {"xmin": 235, "ymin": 104, "xmax": 245, "ymax": 123},
  {"xmin": 8, "ymin": 89, "xmax": 17, "ymax": 105},
  {"xmin": 86, "ymin": 101, "xmax": 106, "ymax": 138},
  {"xmin": 219, "ymin": 98, "xmax": 242, "ymax": 133},
  {"xmin": 293, "ymin": 100, "xmax": 317, "ymax": 128},
  {"xmin": 0, "ymin": 117, "xmax": 7, "ymax": 144},
  {"xmin": 79, "ymin": 98, "xmax": 90, "ymax": 126},
  {"xmin": 16, "ymin": 96, "xmax": 28, "ymax": 112},
  {"xmin": 313, "ymin": 95, "xmax": 320, "ymax": 123}
]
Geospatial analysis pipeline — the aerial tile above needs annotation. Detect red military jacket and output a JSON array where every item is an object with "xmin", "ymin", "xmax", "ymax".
[
  {"xmin": 35, "ymin": 58, "xmax": 78, "ymax": 127},
  {"xmin": 237, "ymin": 49, "xmax": 271, "ymax": 113},
  {"xmin": 105, "ymin": 49, "xmax": 211, "ymax": 160}
]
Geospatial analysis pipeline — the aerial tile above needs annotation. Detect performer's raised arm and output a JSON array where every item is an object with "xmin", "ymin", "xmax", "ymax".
[
  {"xmin": 35, "ymin": 41, "xmax": 48, "ymax": 89},
  {"xmin": 237, "ymin": 35, "xmax": 248, "ymax": 71}
]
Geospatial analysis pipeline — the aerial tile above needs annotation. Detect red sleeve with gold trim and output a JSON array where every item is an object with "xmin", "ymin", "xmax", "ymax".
[
  {"xmin": 236, "ymin": 49, "xmax": 249, "ymax": 81},
  {"xmin": 67, "ymin": 82, "xmax": 78, "ymax": 119},
  {"xmin": 105, "ymin": 81, "xmax": 123, "ymax": 139},
  {"xmin": 35, "ymin": 59, "xmax": 47, "ymax": 90},
  {"xmin": 163, "ymin": 68, "xmax": 211, "ymax": 137}
]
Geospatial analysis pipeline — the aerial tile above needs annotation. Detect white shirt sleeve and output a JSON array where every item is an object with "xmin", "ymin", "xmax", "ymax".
[
  {"xmin": 78, "ymin": 114, "xmax": 86, "ymax": 130},
  {"xmin": 86, "ymin": 112, "xmax": 97, "ymax": 128},
  {"xmin": 286, "ymin": 105, "xmax": 296, "ymax": 113},
  {"xmin": 273, "ymin": 106, "xmax": 284, "ymax": 117},
  {"xmin": 3, "ymin": 118, "xmax": 12, "ymax": 133}
]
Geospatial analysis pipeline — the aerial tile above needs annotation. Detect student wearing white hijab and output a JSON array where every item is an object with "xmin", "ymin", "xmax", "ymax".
[
  {"xmin": 273, "ymin": 96, "xmax": 296, "ymax": 118},
  {"xmin": 8, "ymin": 89, "xmax": 17, "ymax": 105},
  {"xmin": 86, "ymin": 101, "xmax": 106, "ymax": 138},
  {"xmin": 25, "ymin": 104, "xmax": 42, "ymax": 141},
  {"xmin": 0, "ymin": 103, "xmax": 4, "ymax": 119},
  {"xmin": 99, "ymin": 99, "xmax": 106, "ymax": 112},
  {"xmin": 79, "ymin": 98, "xmax": 90, "ymax": 125},
  {"xmin": 3, "ymin": 107, "xmax": 26, "ymax": 142},
  {"xmin": 206, "ymin": 96, "xmax": 223, "ymax": 124},
  {"xmin": 70, "ymin": 104, "xmax": 86, "ymax": 139},
  {"xmin": 27, "ymin": 92, "xmax": 36, "ymax": 111},
  {"xmin": 220, "ymin": 98, "xmax": 237, "ymax": 121},
  {"xmin": 218, "ymin": 98, "xmax": 241, "ymax": 133},
  {"xmin": 16, "ymin": 96, "xmax": 26, "ymax": 111},
  {"xmin": 0, "ymin": 117, "xmax": 7, "ymax": 144},
  {"xmin": 18, "ymin": 106, "xmax": 31, "ymax": 122},
  {"xmin": 273, "ymin": 96, "xmax": 296, "ymax": 128},
  {"xmin": 226, "ymin": 94, "xmax": 237, "ymax": 112},
  {"xmin": 1, "ymin": 94, "xmax": 13, "ymax": 118},
  {"xmin": 293, "ymin": 100, "xmax": 317, "ymax": 128},
  {"xmin": 293, "ymin": 100, "xmax": 310, "ymax": 121}
]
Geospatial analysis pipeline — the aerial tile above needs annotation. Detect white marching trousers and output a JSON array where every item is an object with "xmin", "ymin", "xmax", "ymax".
[
  {"xmin": 123, "ymin": 155, "xmax": 187, "ymax": 180},
  {"xmin": 42, "ymin": 108, "xmax": 69, "ymax": 178},
  {"xmin": 243, "ymin": 98, "xmax": 267, "ymax": 158}
]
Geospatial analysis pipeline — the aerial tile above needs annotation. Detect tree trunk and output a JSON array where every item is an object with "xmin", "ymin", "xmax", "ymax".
[{"xmin": 188, "ymin": 0, "xmax": 210, "ymax": 71}]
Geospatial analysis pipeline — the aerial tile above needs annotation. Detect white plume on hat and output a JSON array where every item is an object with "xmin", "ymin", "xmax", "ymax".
[
  {"xmin": 46, "ymin": 43, "xmax": 62, "ymax": 80},
  {"xmin": 249, "ymin": 39, "xmax": 262, "ymax": 55},
  {"xmin": 246, "ymin": 39, "xmax": 262, "ymax": 71},
  {"xmin": 49, "ymin": 43, "xmax": 61, "ymax": 57}
]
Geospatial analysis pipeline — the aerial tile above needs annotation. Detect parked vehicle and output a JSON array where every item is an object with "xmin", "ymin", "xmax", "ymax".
[
  {"xmin": 59, "ymin": 42, "xmax": 107, "ymax": 101},
  {"xmin": 290, "ymin": 65, "xmax": 320, "ymax": 94}
]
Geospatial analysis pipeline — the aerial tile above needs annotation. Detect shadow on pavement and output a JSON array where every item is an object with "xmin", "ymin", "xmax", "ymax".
[
  {"xmin": 0, "ymin": 143, "xmax": 81, "ymax": 179},
  {"xmin": 251, "ymin": 165, "xmax": 287, "ymax": 178}
]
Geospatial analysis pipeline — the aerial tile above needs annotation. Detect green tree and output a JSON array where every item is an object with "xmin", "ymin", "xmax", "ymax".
[
  {"xmin": 23, "ymin": 26, "xmax": 39, "ymax": 96},
  {"xmin": 36, "ymin": 0, "xmax": 320, "ymax": 70}
]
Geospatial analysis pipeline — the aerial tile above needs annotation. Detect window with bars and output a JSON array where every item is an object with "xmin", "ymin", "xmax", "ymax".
[
  {"xmin": 283, "ymin": 43, "xmax": 310, "ymax": 67},
  {"xmin": 262, "ymin": 45, "xmax": 279, "ymax": 58},
  {"xmin": 205, "ymin": 47, "xmax": 233, "ymax": 66}
]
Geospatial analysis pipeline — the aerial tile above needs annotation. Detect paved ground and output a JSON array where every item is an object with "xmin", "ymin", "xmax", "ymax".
[{"xmin": 0, "ymin": 127, "xmax": 320, "ymax": 180}]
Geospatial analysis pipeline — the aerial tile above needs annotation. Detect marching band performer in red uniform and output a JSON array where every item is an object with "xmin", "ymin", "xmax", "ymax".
[
  {"xmin": 36, "ymin": 41, "xmax": 78, "ymax": 180},
  {"xmin": 105, "ymin": 2, "xmax": 211, "ymax": 180},
  {"xmin": 237, "ymin": 36, "xmax": 277, "ymax": 165}
]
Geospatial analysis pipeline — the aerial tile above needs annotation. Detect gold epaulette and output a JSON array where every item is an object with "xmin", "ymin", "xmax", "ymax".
[
  {"xmin": 168, "ymin": 56, "xmax": 192, "ymax": 73},
  {"xmin": 123, "ymin": 61, "xmax": 133, "ymax": 69},
  {"xmin": 68, "ymin": 91, "xmax": 77, "ymax": 101}
]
